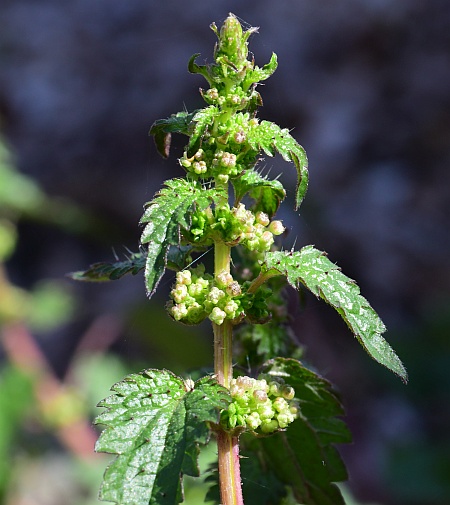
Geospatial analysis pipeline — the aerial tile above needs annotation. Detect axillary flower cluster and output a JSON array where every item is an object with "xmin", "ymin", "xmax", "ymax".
[{"xmin": 220, "ymin": 375, "xmax": 298, "ymax": 434}]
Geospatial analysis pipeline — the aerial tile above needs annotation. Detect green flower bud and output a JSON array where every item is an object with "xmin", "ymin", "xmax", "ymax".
[
  {"xmin": 273, "ymin": 396, "xmax": 289, "ymax": 413},
  {"xmin": 224, "ymin": 300, "xmax": 239, "ymax": 316},
  {"xmin": 260, "ymin": 419, "xmax": 279, "ymax": 434},
  {"xmin": 282, "ymin": 385, "xmax": 295, "ymax": 401}
]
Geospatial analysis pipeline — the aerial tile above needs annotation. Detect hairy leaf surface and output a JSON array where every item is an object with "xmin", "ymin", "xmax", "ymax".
[
  {"xmin": 95, "ymin": 370, "xmax": 230, "ymax": 505},
  {"xmin": 261, "ymin": 247, "xmax": 408, "ymax": 382},
  {"xmin": 247, "ymin": 121, "xmax": 308, "ymax": 209},
  {"xmin": 244, "ymin": 358, "xmax": 350, "ymax": 505},
  {"xmin": 69, "ymin": 252, "xmax": 146, "ymax": 282},
  {"xmin": 140, "ymin": 178, "xmax": 222, "ymax": 297},
  {"xmin": 242, "ymin": 52, "xmax": 278, "ymax": 89},
  {"xmin": 233, "ymin": 170, "xmax": 286, "ymax": 217}
]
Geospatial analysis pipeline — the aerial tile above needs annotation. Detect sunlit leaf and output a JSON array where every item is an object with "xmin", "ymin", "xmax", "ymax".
[
  {"xmin": 261, "ymin": 247, "xmax": 408, "ymax": 382},
  {"xmin": 247, "ymin": 121, "xmax": 308, "ymax": 209},
  {"xmin": 140, "ymin": 178, "xmax": 223, "ymax": 297},
  {"xmin": 95, "ymin": 369, "xmax": 230, "ymax": 505}
]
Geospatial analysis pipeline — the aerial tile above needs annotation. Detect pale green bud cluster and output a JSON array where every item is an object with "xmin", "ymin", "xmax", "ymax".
[
  {"xmin": 186, "ymin": 202, "xmax": 285, "ymax": 255},
  {"xmin": 230, "ymin": 203, "xmax": 285, "ymax": 252},
  {"xmin": 168, "ymin": 265, "xmax": 244, "ymax": 325},
  {"xmin": 220, "ymin": 375, "xmax": 298, "ymax": 434}
]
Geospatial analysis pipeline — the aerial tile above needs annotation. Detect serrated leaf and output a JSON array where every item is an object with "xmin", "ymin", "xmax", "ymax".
[
  {"xmin": 140, "ymin": 178, "xmax": 222, "ymax": 297},
  {"xmin": 187, "ymin": 106, "xmax": 219, "ymax": 155},
  {"xmin": 150, "ymin": 111, "xmax": 198, "ymax": 158},
  {"xmin": 243, "ymin": 52, "xmax": 278, "ymax": 89},
  {"xmin": 69, "ymin": 252, "xmax": 146, "ymax": 282},
  {"xmin": 261, "ymin": 247, "xmax": 408, "ymax": 383},
  {"xmin": 95, "ymin": 369, "xmax": 230, "ymax": 505},
  {"xmin": 233, "ymin": 170, "xmax": 286, "ymax": 217},
  {"xmin": 243, "ymin": 358, "xmax": 351, "ymax": 505},
  {"xmin": 247, "ymin": 121, "xmax": 308, "ymax": 209}
]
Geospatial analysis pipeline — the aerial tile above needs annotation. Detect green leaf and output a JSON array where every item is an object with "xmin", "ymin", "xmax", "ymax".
[
  {"xmin": 232, "ymin": 169, "xmax": 286, "ymax": 217},
  {"xmin": 243, "ymin": 52, "xmax": 278, "ymax": 89},
  {"xmin": 187, "ymin": 106, "xmax": 219, "ymax": 155},
  {"xmin": 69, "ymin": 252, "xmax": 146, "ymax": 282},
  {"xmin": 243, "ymin": 358, "xmax": 351, "ymax": 505},
  {"xmin": 188, "ymin": 53, "xmax": 213, "ymax": 85},
  {"xmin": 140, "ymin": 178, "xmax": 222, "ymax": 297},
  {"xmin": 237, "ymin": 321, "xmax": 299, "ymax": 368},
  {"xmin": 261, "ymin": 247, "xmax": 408, "ymax": 383},
  {"xmin": 95, "ymin": 369, "xmax": 230, "ymax": 505},
  {"xmin": 150, "ymin": 111, "xmax": 198, "ymax": 158},
  {"xmin": 247, "ymin": 121, "xmax": 308, "ymax": 209}
]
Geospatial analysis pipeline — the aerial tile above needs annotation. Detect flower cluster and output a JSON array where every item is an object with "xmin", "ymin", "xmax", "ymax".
[
  {"xmin": 220, "ymin": 375, "xmax": 298, "ymax": 434},
  {"xmin": 168, "ymin": 265, "xmax": 244, "ymax": 325},
  {"xmin": 185, "ymin": 203, "xmax": 284, "ymax": 255}
]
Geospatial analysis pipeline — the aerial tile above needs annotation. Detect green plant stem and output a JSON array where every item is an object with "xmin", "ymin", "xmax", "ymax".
[{"xmin": 213, "ymin": 240, "xmax": 244, "ymax": 505}]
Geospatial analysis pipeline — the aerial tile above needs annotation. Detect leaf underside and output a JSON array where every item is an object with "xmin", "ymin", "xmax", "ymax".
[
  {"xmin": 232, "ymin": 169, "xmax": 286, "ymax": 218},
  {"xmin": 246, "ymin": 121, "xmax": 308, "ymax": 209},
  {"xmin": 261, "ymin": 246, "xmax": 408, "ymax": 383},
  {"xmin": 150, "ymin": 111, "xmax": 198, "ymax": 158},
  {"xmin": 140, "ymin": 178, "xmax": 223, "ymax": 297},
  {"xmin": 69, "ymin": 252, "xmax": 146, "ymax": 282},
  {"xmin": 95, "ymin": 369, "xmax": 229, "ymax": 505}
]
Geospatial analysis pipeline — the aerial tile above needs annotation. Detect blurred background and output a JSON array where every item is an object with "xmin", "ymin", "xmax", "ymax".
[{"xmin": 0, "ymin": 0, "xmax": 449, "ymax": 504}]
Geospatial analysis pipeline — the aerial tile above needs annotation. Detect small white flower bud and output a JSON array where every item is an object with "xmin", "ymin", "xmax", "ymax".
[
  {"xmin": 273, "ymin": 397, "xmax": 289, "ymax": 413},
  {"xmin": 209, "ymin": 307, "xmax": 226, "ymax": 325},
  {"xmin": 234, "ymin": 130, "xmax": 246, "ymax": 143},
  {"xmin": 256, "ymin": 211, "xmax": 270, "ymax": 227},
  {"xmin": 217, "ymin": 174, "xmax": 229, "ymax": 183},
  {"xmin": 194, "ymin": 149, "xmax": 204, "ymax": 160},
  {"xmin": 246, "ymin": 412, "xmax": 261, "ymax": 430},
  {"xmin": 206, "ymin": 88, "xmax": 219, "ymax": 100},
  {"xmin": 216, "ymin": 271, "xmax": 233, "ymax": 287},
  {"xmin": 208, "ymin": 287, "xmax": 226, "ymax": 304},
  {"xmin": 176, "ymin": 270, "xmax": 192, "ymax": 285},
  {"xmin": 253, "ymin": 390, "xmax": 268, "ymax": 403},
  {"xmin": 172, "ymin": 284, "xmax": 188, "ymax": 303},
  {"xmin": 260, "ymin": 231, "xmax": 274, "ymax": 249},
  {"xmin": 226, "ymin": 281, "xmax": 242, "ymax": 297},
  {"xmin": 269, "ymin": 220, "xmax": 285, "ymax": 236},
  {"xmin": 171, "ymin": 304, "xmax": 188, "ymax": 321}
]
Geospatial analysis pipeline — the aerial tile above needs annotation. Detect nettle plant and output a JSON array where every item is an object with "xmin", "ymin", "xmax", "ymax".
[{"xmin": 73, "ymin": 13, "xmax": 407, "ymax": 505}]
